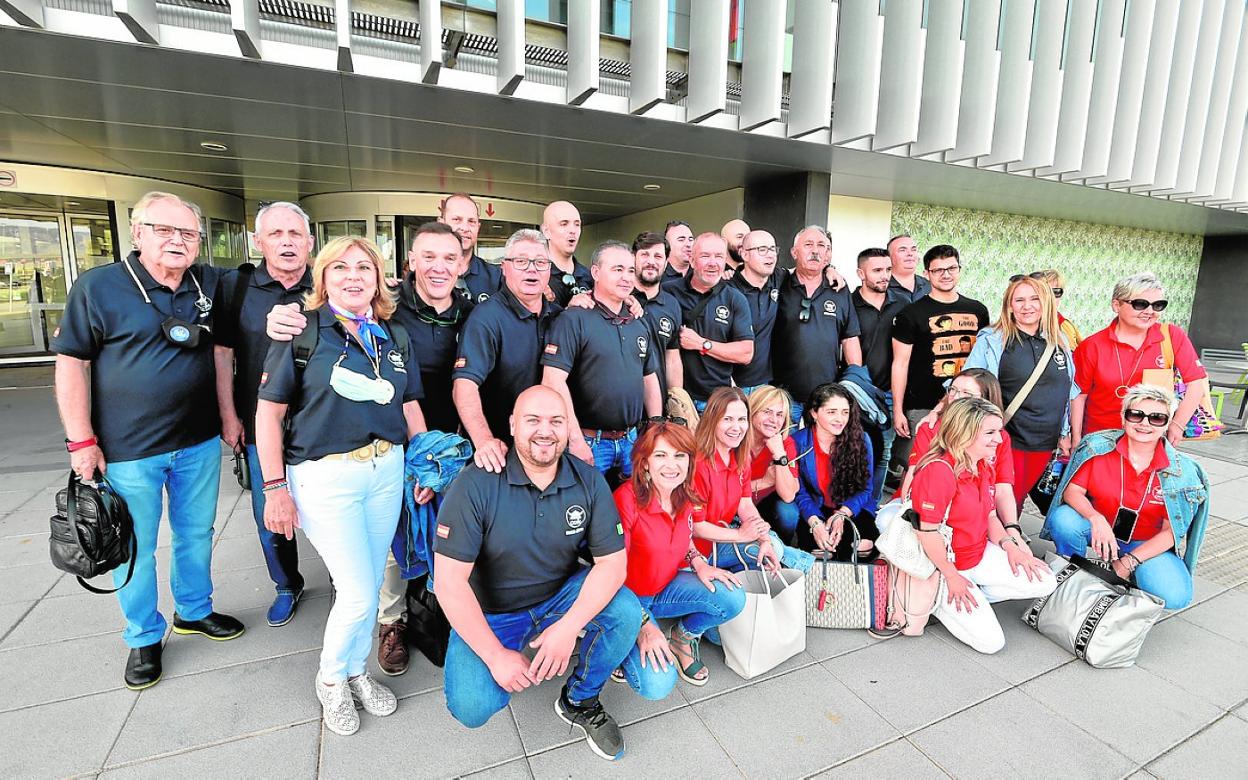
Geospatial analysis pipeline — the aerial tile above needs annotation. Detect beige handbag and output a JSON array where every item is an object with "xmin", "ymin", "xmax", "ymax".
[{"xmin": 718, "ymin": 568, "xmax": 806, "ymax": 680}]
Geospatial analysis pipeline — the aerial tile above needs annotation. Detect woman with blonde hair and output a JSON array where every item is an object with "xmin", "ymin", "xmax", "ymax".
[
  {"xmin": 909, "ymin": 397, "xmax": 1054, "ymax": 654},
  {"xmin": 1032, "ymin": 269, "xmax": 1082, "ymax": 348},
  {"xmin": 255, "ymin": 236, "xmax": 428, "ymax": 735},
  {"xmin": 745, "ymin": 385, "xmax": 801, "ymax": 544}
]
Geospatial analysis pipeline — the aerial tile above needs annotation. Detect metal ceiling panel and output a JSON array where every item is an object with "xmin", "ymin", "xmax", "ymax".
[
  {"xmin": 1125, "ymin": 0, "xmax": 1180, "ymax": 187},
  {"xmin": 830, "ymin": 1, "xmax": 883, "ymax": 144},
  {"xmin": 948, "ymin": 0, "xmax": 1002, "ymax": 163},
  {"xmin": 1211, "ymin": 13, "xmax": 1248, "ymax": 203},
  {"xmin": 1036, "ymin": 0, "xmax": 1099, "ymax": 176},
  {"xmin": 980, "ymin": 0, "xmax": 1037, "ymax": 166},
  {"xmin": 628, "ymin": 0, "xmax": 665, "ymax": 114},
  {"xmin": 1146, "ymin": 1, "xmax": 1204, "ymax": 191},
  {"xmin": 1072, "ymin": 0, "xmax": 1128, "ymax": 180},
  {"xmin": 1012, "ymin": 0, "xmax": 1069, "ymax": 171},
  {"xmin": 1, "ymin": 0, "xmax": 44, "ymax": 27},
  {"xmin": 1173, "ymin": 0, "xmax": 1240, "ymax": 198},
  {"xmin": 785, "ymin": 0, "xmax": 836, "ymax": 139},
  {"xmin": 872, "ymin": 0, "xmax": 925, "ymax": 152},
  {"xmin": 913, "ymin": 0, "xmax": 964, "ymax": 157},
  {"xmin": 685, "ymin": 0, "xmax": 728, "ymax": 122},
  {"xmin": 739, "ymin": 0, "xmax": 785, "ymax": 131},
  {"xmin": 1092, "ymin": 0, "xmax": 1157, "ymax": 185},
  {"xmin": 565, "ymin": 0, "xmax": 598, "ymax": 105},
  {"xmin": 495, "ymin": 0, "xmax": 523, "ymax": 95}
]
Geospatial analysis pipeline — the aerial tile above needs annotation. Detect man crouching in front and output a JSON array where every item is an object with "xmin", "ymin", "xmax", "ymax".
[{"xmin": 434, "ymin": 385, "xmax": 642, "ymax": 761}]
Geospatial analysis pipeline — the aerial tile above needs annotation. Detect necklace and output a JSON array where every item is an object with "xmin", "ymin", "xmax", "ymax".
[{"xmin": 1112, "ymin": 325, "xmax": 1148, "ymax": 399}]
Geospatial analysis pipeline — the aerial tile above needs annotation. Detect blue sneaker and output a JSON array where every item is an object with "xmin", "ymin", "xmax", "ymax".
[{"xmin": 267, "ymin": 588, "xmax": 302, "ymax": 627}]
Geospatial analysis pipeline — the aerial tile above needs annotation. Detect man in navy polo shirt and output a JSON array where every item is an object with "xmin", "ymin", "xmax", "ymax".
[
  {"xmin": 631, "ymin": 231, "xmax": 683, "ymax": 398},
  {"xmin": 435, "ymin": 386, "xmax": 640, "ymax": 761},
  {"xmin": 440, "ymin": 193, "xmax": 501, "ymax": 304},
  {"xmin": 53, "ymin": 191, "xmax": 244, "ymax": 692},
  {"xmin": 542, "ymin": 240, "xmax": 663, "ymax": 476},
  {"xmin": 214, "ymin": 201, "xmax": 313, "ymax": 629},
  {"xmin": 853, "ymin": 247, "xmax": 909, "ymax": 503},
  {"xmin": 542, "ymin": 200, "xmax": 592, "ymax": 306},
  {"xmin": 886, "ymin": 233, "xmax": 931, "ymax": 304},
  {"xmin": 663, "ymin": 219, "xmax": 694, "ymax": 282},
  {"xmin": 453, "ymin": 229, "xmax": 561, "ymax": 473},
  {"xmin": 773, "ymin": 226, "xmax": 863, "ymax": 419},
  {"xmin": 721, "ymin": 218, "xmax": 750, "ymax": 272},
  {"xmin": 665, "ymin": 233, "xmax": 754, "ymax": 409},
  {"xmin": 728, "ymin": 228, "xmax": 782, "ymax": 394}
]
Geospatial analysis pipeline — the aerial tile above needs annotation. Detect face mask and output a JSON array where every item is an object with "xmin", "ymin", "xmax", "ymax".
[{"xmin": 329, "ymin": 354, "xmax": 395, "ymax": 405}]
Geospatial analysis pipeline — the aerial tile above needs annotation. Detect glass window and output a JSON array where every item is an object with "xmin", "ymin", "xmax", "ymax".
[
  {"xmin": 210, "ymin": 219, "xmax": 246, "ymax": 269},
  {"xmin": 318, "ymin": 220, "xmax": 367, "ymax": 247},
  {"xmin": 375, "ymin": 217, "xmax": 397, "ymax": 277},
  {"xmin": 70, "ymin": 216, "xmax": 116, "ymax": 275},
  {"xmin": 0, "ymin": 213, "xmax": 65, "ymax": 353}
]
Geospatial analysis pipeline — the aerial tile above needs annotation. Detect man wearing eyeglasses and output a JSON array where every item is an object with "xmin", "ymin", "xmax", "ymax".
[
  {"xmin": 439, "ymin": 193, "xmax": 501, "ymax": 304},
  {"xmin": 52, "ymin": 191, "xmax": 244, "ymax": 692},
  {"xmin": 773, "ymin": 226, "xmax": 863, "ymax": 419},
  {"xmin": 454, "ymin": 229, "xmax": 561, "ymax": 473},
  {"xmin": 541, "ymin": 201, "xmax": 592, "ymax": 306},
  {"xmin": 890, "ymin": 245, "xmax": 990, "ymax": 467},
  {"xmin": 727, "ymin": 229, "xmax": 783, "ymax": 394},
  {"xmin": 885, "ymin": 234, "xmax": 931, "ymax": 304}
]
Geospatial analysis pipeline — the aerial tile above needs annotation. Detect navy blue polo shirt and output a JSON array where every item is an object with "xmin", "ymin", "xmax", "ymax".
[
  {"xmin": 665, "ymin": 274, "xmax": 754, "ymax": 402},
  {"xmin": 456, "ymin": 255, "xmax": 502, "ymax": 305},
  {"xmin": 634, "ymin": 287, "xmax": 682, "ymax": 398},
  {"xmin": 546, "ymin": 258, "xmax": 593, "ymax": 307},
  {"xmin": 728, "ymin": 268, "xmax": 782, "ymax": 387},
  {"xmin": 257, "ymin": 308, "xmax": 422, "ymax": 464},
  {"xmin": 452, "ymin": 285, "xmax": 561, "ymax": 441},
  {"xmin": 390, "ymin": 277, "xmax": 473, "ymax": 434},
  {"xmin": 51, "ymin": 252, "xmax": 223, "ymax": 463},
  {"xmin": 541, "ymin": 303, "xmax": 660, "ymax": 431},
  {"xmin": 888, "ymin": 274, "xmax": 932, "ymax": 304},
  {"xmin": 434, "ymin": 450, "xmax": 624, "ymax": 613},
  {"xmin": 773, "ymin": 273, "xmax": 862, "ymax": 404},
  {"xmin": 215, "ymin": 263, "xmax": 313, "ymax": 442},
  {"xmin": 852, "ymin": 288, "xmax": 907, "ymax": 392},
  {"xmin": 662, "ymin": 265, "xmax": 685, "ymax": 284},
  {"xmin": 998, "ymin": 331, "xmax": 1072, "ymax": 451}
]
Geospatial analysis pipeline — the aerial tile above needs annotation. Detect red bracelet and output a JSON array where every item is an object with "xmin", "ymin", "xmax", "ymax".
[{"xmin": 65, "ymin": 437, "xmax": 97, "ymax": 453}]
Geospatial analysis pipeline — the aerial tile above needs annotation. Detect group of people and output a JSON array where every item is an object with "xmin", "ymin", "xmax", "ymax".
[{"xmin": 52, "ymin": 190, "xmax": 1211, "ymax": 761}]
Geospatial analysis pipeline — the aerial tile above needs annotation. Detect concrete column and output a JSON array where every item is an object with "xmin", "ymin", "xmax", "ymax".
[{"xmin": 742, "ymin": 172, "xmax": 831, "ymax": 268}]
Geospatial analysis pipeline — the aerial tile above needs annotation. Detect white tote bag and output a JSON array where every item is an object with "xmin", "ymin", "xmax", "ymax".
[{"xmin": 718, "ymin": 568, "xmax": 806, "ymax": 680}]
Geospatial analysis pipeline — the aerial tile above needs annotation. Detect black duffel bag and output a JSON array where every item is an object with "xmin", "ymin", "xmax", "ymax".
[
  {"xmin": 405, "ymin": 575, "xmax": 450, "ymax": 667},
  {"xmin": 49, "ymin": 470, "xmax": 137, "ymax": 593}
]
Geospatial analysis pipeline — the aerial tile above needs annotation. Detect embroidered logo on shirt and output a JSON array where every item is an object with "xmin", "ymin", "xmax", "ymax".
[
  {"xmin": 658, "ymin": 316, "xmax": 674, "ymax": 337},
  {"xmin": 436, "ymin": 524, "xmax": 451, "ymax": 539},
  {"xmin": 637, "ymin": 335, "xmax": 648, "ymax": 357},
  {"xmin": 387, "ymin": 349, "xmax": 406, "ymax": 371},
  {"xmin": 454, "ymin": 357, "xmax": 467, "ymax": 368},
  {"xmin": 544, "ymin": 343, "xmax": 559, "ymax": 355},
  {"xmin": 769, "ymin": 288, "xmax": 779, "ymax": 302},
  {"xmin": 714, "ymin": 305, "xmax": 730, "ymax": 324},
  {"xmin": 920, "ymin": 501, "xmax": 936, "ymax": 511},
  {"xmin": 823, "ymin": 300, "xmax": 837, "ymax": 316},
  {"xmin": 565, "ymin": 505, "xmax": 587, "ymax": 535},
  {"xmin": 259, "ymin": 371, "xmax": 269, "ymax": 386},
  {"xmin": 1155, "ymin": 355, "xmax": 1166, "ymax": 368},
  {"xmin": 616, "ymin": 522, "xmax": 624, "ymax": 536},
  {"xmin": 477, "ymin": 293, "xmax": 491, "ymax": 303}
]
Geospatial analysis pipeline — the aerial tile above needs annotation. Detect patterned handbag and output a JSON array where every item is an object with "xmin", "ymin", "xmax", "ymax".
[
  {"xmin": 804, "ymin": 523, "xmax": 890, "ymax": 630},
  {"xmin": 1141, "ymin": 324, "xmax": 1223, "ymax": 440}
]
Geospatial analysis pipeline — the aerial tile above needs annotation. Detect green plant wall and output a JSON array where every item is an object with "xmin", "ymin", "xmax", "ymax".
[{"xmin": 890, "ymin": 202, "xmax": 1204, "ymax": 332}]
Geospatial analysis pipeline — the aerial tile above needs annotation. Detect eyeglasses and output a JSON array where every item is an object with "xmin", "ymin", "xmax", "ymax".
[
  {"xmin": 143, "ymin": 223, "xmax": 203, "ymax": 243},
  {"xmin": 743, "ymin": 245, "xmax": 777, "ymax": 256},
  {"xmin": 503, "ymin": 256, "xmax": 551, "ymax": 272},
  {"xmin": 798, "ymin": 297, "xmax": 813, "ymax": 323},
  {"xmin": 1124, "ymin": 408, "xmax": 1170, "ymax": 427},
  {"xmin": 1121, "ymin": 298, "xmax": 1168, "ymax": 312},
  {"xmin": 929, "ymin": 264, "xmax": 961, "ymax": 276},
  {"xmin": 946, "ymin": 384, "xmax": 975, "ymax": 400}
]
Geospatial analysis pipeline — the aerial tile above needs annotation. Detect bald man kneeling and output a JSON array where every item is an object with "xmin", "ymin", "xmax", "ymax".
[{"xmin": 433, "ymin": 386, "xmax": 643, "ymax": 761}]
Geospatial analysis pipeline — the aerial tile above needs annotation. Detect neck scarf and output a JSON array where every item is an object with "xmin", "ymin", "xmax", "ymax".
[{"xmin": 327, "ymin": 300, "xmax": 388, "ymax": 358}]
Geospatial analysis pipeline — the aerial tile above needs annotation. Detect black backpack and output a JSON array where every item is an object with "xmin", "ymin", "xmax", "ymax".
[
  {"xmin": 48, "ymin": 471, "xmax": 137, "ymax": 593},
  {"xmin": 290, "ymin": 313, "xmax": 412, "ymax": 375}
]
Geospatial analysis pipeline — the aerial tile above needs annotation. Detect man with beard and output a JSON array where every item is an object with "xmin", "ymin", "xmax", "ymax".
[
  {"xmin": 631, "ymin": 231, "xmax": 683, "ymax": 398},
  {"xmin": 440, "ymin": 193, "xmax": 501, "ymax": 304},
  {"xmin": 720, "ymin": 218, "xmax": 750, "ymax": 271},
  {"xmin": 541, "ymin": 200, "xmax": 592, "ymax": 305},
  {"xmin": 453, "ymin": 229, "xmax": 561, "ymax": 472},
  {"xmin": 662, "ymin": 220, "xmax": 695, "ymax": 282},
  {"xmin": 435, "ymin": 386, "xmax": 640, "ymax": 761},
  {"xmin": 886, "ymin": 233, "xmax": 930, "ymax": 304}
]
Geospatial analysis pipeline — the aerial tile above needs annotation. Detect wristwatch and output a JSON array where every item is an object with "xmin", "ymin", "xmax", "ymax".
[
  {"xmin": 700, "ymin": 339, "xmax": 712, "ymax": 354},
  {"xmin": 771, "ymin": 454, "xmax": 790, "ymax": 467}
]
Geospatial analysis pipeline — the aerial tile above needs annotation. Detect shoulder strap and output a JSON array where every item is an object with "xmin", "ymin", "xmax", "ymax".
[
  {"xmin": 1004, "ymin": 339, "xmax": 1057, "ymax": 423},
  {"xmin": 292, "ymin": 316, "xmax": 319, "ymax": 372},
  {"xmin": 228, "ymin": 263, "xmax": 255, "ymax": 326},
  {"xmin": 1160, "ymin": 324, "xmax": 1175, "ymax": 371},
  {"xmin": 390, "ymin": 322, "xmax": 411, "ymax": 363},
  {"xmin": 682, "ymin": 282, "xmax": 723, "ymax": 326}
]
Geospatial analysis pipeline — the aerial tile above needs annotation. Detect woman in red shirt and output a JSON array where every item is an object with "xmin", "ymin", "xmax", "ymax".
[
  {"xmin": 746, "ymin": 385, "xmax": 800, "ymax": 544},
  {"xmin": 910, "ymin": 397, "xmax": 1053, "ymax": 654},
  {"xmin": 613, "ymin": 422, "xmax": 745, "ymax": 691}
]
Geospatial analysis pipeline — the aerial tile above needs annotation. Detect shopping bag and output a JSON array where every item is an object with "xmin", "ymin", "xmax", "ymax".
[
  {"xmin": 718, "ymin": 568, "xmax": 806, "ymax": 679},
  {"xmin": 804, "ymin": 521, "xmax": 890, "ymax": 630}
]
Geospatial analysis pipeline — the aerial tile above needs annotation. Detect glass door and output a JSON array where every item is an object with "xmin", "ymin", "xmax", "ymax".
[{"xmin": 0, "ymin": 212, "xmax": 67, "ymax": 355}]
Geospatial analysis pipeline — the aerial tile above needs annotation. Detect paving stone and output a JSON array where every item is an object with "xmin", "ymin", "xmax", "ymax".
[
  {"xmin": 364, "ymin": 636, "xmax": 444, "ymax": 700},
  {"xmin": 209, "ymin": 531, "xmax": 317, "ymax": 574},
  {"xmin": 99, "ymin": 722, "xmax": 320, "ymax": 779},
  {"xmin": 527, "ymin": 706, "xmax": 739, "ymax": 779},
  {"xmin": 2, "ymin": 630, "xmax": 131, "ymax": 711},
  {"xmin": 319, "ymin": 688, "xmax": 524, "ymax": 779},
  {"xmin": 1136, "ymin": 618, "xmax": 1248, "ymax": 709},
  {"xmin": 676, "ymin": 641, "xmax": 817, "ymax": 703},
  {"xmin": 1147, "ymin": 715, "xmax": 1248, "ymax": 779},
  {"xmin": 108, "ymin": 650, "xmax": 323, "ymax": 764},
  {"xmin": 1175, "ymin": 587, "xmax": 1248, "ymax": 645},
  {"xmin": 1022, "ymin": 663, "xmax": 1222, "ymax": 763},
  {"xmin": 692, "ymin": 663, "xmax": 898, "ymax": 778},
  {"xmin": 159, "ymin": 597, "xmax": 331, "ymax": 679},
  {"xmin": 0, "ymin": 561, "xmax": 62, "ymax": 604},
  {"xmin": 1, "ymin": 588, "xmax": 126, "ymax": 649},
  {"xmin": 0, "ymin": 599, "xmax": 33, "ymax": 639},
  {"xmin": 0, "ymin": 507, "xmax": 55, "ymax": 537},
  {"xmin": 911, "ymin": 689, "xmax": 1134, "ymax": 780},
  {"xmin": 822, "ymin": 630, "xmax": 1012, "ymax": 733},
  {"xmin": 930, "ymin": 598, "xmax": 1076, "ymax": 684},
  {"xmin": 803, "ymin": 625, "xmax": 877, "ymax": 661},
  {"xmin": 463, "ymin": 758, "xmax": 534, "ymax": 779},
  {"xmin": 813, "ymin": 738, "xmax": 949, "ymax": 778},
  {"xmin": 1208, "ymin": 479, "xmax": 1248, "ymax": 523},
  {"xmin": 1191, "ymin": 455, "xmax": 1248, "ymax": 486},
  {"xmin": 0, "ymin": 688, "xmax": 136, "ymax": 778},
  {"xmin": 0, "ymin": 531, "xmax": 51, "ymax": 568}
]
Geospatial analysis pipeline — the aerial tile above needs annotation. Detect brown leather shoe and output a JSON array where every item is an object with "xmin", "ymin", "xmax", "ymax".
[{"xmin": 377, "ymin": 621, "xmax": 409, "ymax": 676}]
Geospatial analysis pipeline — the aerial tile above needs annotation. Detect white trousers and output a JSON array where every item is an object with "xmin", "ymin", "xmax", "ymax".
[
  {"xmin": 289, "ymin": 447, "xmax": 403, "ymax": 681},
  {"xmin": 933, "ymin": 542, "xmax": 1056, "ymax": 655}
]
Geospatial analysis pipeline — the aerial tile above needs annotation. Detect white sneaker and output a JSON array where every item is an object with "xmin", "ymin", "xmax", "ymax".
[
  {"xmin": 315, "ymin": 674, "xmax": 360, "ymax": 736},
  {"xmin": 347, "ymin": 672, "xmax": 398, "ymax": 717}
]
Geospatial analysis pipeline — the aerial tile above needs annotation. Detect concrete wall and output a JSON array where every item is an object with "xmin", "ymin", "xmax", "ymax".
[
  {"xmin": 580, "ymin": 189, "xmax": 744, "ymax": 254},
  {"xmin": 826, "ymin": 194, "xmax": 894, "ymax": 288},
  {"xmin": 1189, "ymin": 236, "xmax": 1248, "ymax": 351}
]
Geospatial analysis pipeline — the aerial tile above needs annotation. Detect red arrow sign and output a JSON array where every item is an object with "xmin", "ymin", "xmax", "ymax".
[{"xmin": 485, "ymin": 203, "xmax": 495, "ymax": 217}]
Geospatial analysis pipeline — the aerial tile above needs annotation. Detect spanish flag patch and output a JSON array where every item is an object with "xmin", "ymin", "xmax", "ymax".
[
  {"xmin": 454, "ymin": 357, "xmax": 467, "ymax": 369},
  {"xmin": 544, "ymin": 343, "xmax": 559, "ymax": 354},
  {"xmin": 436, "ymin": 524, "xmax": 451, "ymax": 539}
]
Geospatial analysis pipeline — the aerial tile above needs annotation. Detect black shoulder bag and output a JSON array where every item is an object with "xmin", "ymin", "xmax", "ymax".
[{"xmin": 48, "ymin": 471, "xmax": 137, "ymax": 593}]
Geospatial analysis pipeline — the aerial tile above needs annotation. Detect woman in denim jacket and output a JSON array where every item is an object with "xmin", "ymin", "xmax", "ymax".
[{"xmin": 1042, "ymin": 384, "xmax": 1210, "ymax": 609}]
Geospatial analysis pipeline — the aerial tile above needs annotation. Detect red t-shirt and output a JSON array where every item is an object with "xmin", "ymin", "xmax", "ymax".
[
  {"xmin": 909, "ymin": 418, "xmax": 1016, "ymax": 486},
  {"xmin": 692, "ymin": 451, "xmax": 749, "ymax": 556},
  {"xmin": 1074, "ymin": 321, "xmax": 1206, "ymax": 435},
  {"xmin": 614, "ymin": 481, "xmax": 694, "ymax": 597},
  {"xmin": 748, "ymin": 437, "xmax": 799, "ymax": 501},
  {"xmin": 1068, "ymin": 437, "xmax": 1170, "ymax": 542},
  {"xmin": 910, "ymin": 455, "xmax": 994, "ymax": 570}
]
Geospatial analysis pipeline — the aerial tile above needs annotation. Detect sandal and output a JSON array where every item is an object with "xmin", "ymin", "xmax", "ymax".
[
  {"xmin": 610, "ymin": 667, "xmax": 626, "ymax": 684},
  {"xmin": 669, "ymin": 625, "xmax": 709, "ymax": 687}
]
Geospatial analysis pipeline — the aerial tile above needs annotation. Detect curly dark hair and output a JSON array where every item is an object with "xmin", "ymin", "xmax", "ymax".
[{"xmin": 805, "ymin": 383, "xmax": 871, "ymax": 506}]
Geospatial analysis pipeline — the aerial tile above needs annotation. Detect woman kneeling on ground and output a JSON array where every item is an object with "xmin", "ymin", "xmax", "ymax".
[
  {"xmin": 746, "ymin": 385, "xmax": 801, "ymax": 545},
  {"xmin": 1043, "ymin": 384, "xmax": 1210, "ymax": 609},
  {"xmin": 910, "ymin": 397, "xmax": 1054, "ymax": 654},
  {"xmin": 613, "ymin": 422, "xmax": 746, "ymax": 691}
]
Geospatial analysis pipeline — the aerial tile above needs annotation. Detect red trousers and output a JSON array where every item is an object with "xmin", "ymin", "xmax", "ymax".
[{"xmin": 1011, "ymin": 449, "xmax": 1053, "ymax": 512}]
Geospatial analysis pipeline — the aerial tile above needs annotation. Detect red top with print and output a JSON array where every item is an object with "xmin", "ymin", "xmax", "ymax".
[
  {"xmin": 1068, "ymin": 437, "xmax": 1170, "ymax": 542},
  {"xmin": 910, "ymin": 454, "xmax": 994, "ymax": 570}
]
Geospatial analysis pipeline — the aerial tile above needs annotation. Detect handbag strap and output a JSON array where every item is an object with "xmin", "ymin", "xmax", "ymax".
[
  {"xmin": 65, "ymin": 471, "xmax": 137, "ymax": 595},
  {"xmin": 1003, "ymin": 339, "xmax": 1056, "ymax": 423},
  {"xmin": 1159, "ymin": 324, "xmax": 1175, "ymax": 372}
]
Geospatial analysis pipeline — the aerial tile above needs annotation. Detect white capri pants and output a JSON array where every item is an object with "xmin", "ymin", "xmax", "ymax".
[
  {"xmin": 289, "ymin": 446, "xmax": 403, "ymax": 681},
  {"xmin": 934, "ymin": 542, "xmax": 1056, "ymax": 655}
]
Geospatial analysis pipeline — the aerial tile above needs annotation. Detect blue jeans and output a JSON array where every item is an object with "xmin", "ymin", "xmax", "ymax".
[
  {"xmin": 245, "ymin": 445, "xmax": 304, "ymax": 593},
  {"xmin": 872, "ymin": 393, "xmax": 896, "ymax": 506},
  {"xmin": 1047, "ymin": 504, "xmax": 1193, "ymax": 609},
  {"xmin": 106, "ymin": 436, "xmax": 220, "ymax": 648},
  {"xmin": 756, "ymin": 493, "xmax": 801, "ymax": 544},
  {"xmin": 444, "ymin": 568, "xmax": 642, "ymax": 728},
  {"xmin": 584, "ymin": 428, "xmax": 637, "ymax": 477},
  {"xmin": 708, "ymin": 530, "xmax": 815, "ymax": 574},
  {"xmin": 619, "ymin": 572, "xmax": 746, "ymax": 700}
]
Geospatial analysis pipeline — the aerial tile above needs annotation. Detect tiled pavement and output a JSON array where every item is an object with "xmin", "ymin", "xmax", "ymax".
[{"xmin": 2, "ymin": 371, "xmax": 1247, "ymax": 779}]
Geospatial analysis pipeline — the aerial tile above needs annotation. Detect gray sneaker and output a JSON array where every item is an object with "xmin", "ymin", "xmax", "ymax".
[
  {"xmin": 315, "ymin": 674, "xmax": 360, "ymax": 736},
  {"xmin": 348, "ymin": 672, "xmax": 398, "ymax": 716},
  {"xmin": 554, "ymin": 688, "xmax": 625, "ymax": 761}
]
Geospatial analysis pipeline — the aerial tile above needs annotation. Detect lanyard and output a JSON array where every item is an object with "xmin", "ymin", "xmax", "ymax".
[
  {"xmin": 1118, "ymin": 453, "xmax": 1157, "ymax": 514},
  {"xmin": 123, "ymin": 257, "xmax": 211, "ymax": 317}
]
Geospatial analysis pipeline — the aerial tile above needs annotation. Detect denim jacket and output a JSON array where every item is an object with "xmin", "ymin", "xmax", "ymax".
[
  {"xmin": 392, "ymin": 431, "xmax": 473, "ymax": 580},
  {"xmin": 790, "ymin": 426, "xmax": 876, "ymax": 521},
  {"xmin": 963, "ymin": 327, "xmax": 1080, "ymax": 437},
  {"xmin": 1040, "ymin": 430, "xmax": 1210, "ymax": 574}
]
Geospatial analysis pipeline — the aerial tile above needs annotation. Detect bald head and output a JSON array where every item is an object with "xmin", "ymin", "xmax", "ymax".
[
  {"xmin": 740, "ymin": 229, "xmax": 777, "ymax": 277},
  {"xmin": 511, "ymin": 385, "xmax": 568, "ymax": 469},
  {"xmin": 721, "ymin": 219, "xmax": 750, "ymax": 265},
  {"xmin": 541, "ymin": 200, "xmax": 582, "ymax": 261}
]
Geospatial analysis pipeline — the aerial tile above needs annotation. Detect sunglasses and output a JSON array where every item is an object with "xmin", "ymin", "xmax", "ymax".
[
  {"xmin": 1008, "ymin": 272, "xmax": 1062, "ymax": 298},
  {"xmin": 1124, "ymin": 408, "xmax": 1170, "ymax": 427},
  {"xmin": 1121, "ymin": 298, "xmax": 1168, "ymax": 312},
  {"xmin": 799, "ymin": 297, "xmax": 813, "ymax": 322}
]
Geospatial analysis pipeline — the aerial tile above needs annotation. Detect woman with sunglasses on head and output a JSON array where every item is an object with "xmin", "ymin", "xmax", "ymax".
[
  {"xmin": 255, "ymin": 236, "xmax": 429, "ymax": 736},
  {"xmin": 1042, "ymin": 385, "xmax": 1210, "ymax": 609},
  {"xmin": 746, "ymin": 385, "xmax": 802, "ymax": 545},
  {"xmin": 964, "ymin": 276, "xmax": 1078, "ymax": 513},
  {"xmin": 1070, "ymin": 272, "xmax": 1208, "ymax": 449},
  {"xmin": 612, "ymin": 422, "xmax": 746, "ymax": 691},
  {"xmin": 1031, "ymin": 269, "xmax": 1082, "ymax": 349}
]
